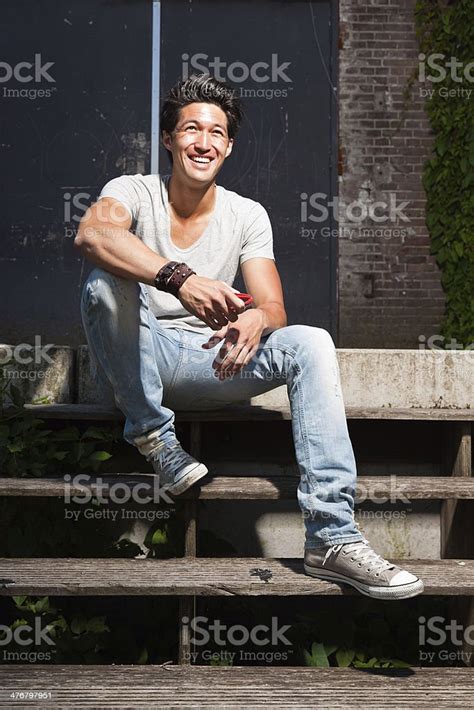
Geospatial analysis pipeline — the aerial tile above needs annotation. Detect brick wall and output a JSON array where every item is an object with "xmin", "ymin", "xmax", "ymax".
[{"xmin": 338, "ymin": 0, "xmax": 446, "ymax": 348}]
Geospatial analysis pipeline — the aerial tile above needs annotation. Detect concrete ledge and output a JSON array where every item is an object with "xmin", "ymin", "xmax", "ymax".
[
  {"xmin": 251, "ymin": 349, "xmax": 473, "ymax": 410},
  {"xmin": 0, "ymin": 345, "xmax": 74, "ymax": 405},
  {"xmin": 77, "ymin": 346, "xmax": 473, "ymax": 409},
  {"xmin": 77, "ymin": 345, "xmax": 115, "ymax": 406}
]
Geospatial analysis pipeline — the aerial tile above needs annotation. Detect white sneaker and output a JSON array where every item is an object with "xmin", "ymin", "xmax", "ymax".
[{"xmin": 304, "ymin": 540, "xmax": 424, "ymax": 600}]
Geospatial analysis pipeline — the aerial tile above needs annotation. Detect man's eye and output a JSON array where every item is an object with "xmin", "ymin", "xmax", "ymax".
[{"xmin": 186, "ymin": 126, "xmax": 198, "ymax": 132}]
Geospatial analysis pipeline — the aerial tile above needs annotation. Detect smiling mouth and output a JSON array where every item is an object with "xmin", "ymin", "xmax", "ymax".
[{"xmin": 188, "ymin": 155, "xmax": 213, "ymax": 165}]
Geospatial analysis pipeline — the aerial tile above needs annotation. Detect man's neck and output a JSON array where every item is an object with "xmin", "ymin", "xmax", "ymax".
[{"xmin": 168, "ymin": 174, "xmax": 216, "ymax": 220}]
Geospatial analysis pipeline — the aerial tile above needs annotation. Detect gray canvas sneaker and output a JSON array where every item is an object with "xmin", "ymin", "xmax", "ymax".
[
  {"xmin": 148, "ymin": 440, "xmax": 208, "ymax": 496},
  {"xmin": 304, "ymin": 541, "xmax": 424, "ymax": 600}
]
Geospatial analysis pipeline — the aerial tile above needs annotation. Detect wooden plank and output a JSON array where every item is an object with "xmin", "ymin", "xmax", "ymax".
[
  {"xmin": 179, "ymin": 422, "xmax": 200, "ymax": 665},
  {"xmin": 1, "ymin": 475, "xmax": 474, "ymax": 500},
  {"xmin": 452, "ymin": 422, "xmax": 472, "ymax": 477},
  {"xmin": 8, "ymin": 403, "xmax": 474, "ymax": 421},
  {"xmin": 448, "ymin": 596, "xmax": 474, "ymax": 669},
  {"xmin": 0, "ymin": 558, "xmax": 472, "ymax": 596},
  {"xmin": 0, "ymin": 666, "xmax": 472, "ymax": 708},
  {"xmin": 441, "ymin": 422, "xmax": 473, "ymax": 558}
]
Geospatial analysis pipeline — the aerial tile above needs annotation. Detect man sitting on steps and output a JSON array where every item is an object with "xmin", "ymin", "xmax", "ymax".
[{"xmin": 75, "ymin": 73, "xmax": 423, "ymax": 601}]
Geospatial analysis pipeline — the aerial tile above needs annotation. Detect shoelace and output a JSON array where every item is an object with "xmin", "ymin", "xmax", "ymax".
[
  {"xmin": 150, "ymin": 442, "xmax": 188, "ymax": 472},
  {"xmin": 323, "ymin": 541, "xmax": 395, "ymax": 575}
]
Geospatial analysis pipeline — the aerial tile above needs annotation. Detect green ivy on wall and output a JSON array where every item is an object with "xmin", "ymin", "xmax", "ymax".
[{"xmin": 415, "ymin": 0, "xmax": 474, "ymax": 345}]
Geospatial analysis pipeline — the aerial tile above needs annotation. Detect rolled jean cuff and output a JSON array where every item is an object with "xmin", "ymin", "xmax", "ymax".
[
  {"xmin": 134, "ymin": 427, "xmax": 177, "ymax": 458},
  {"xmin": 305, "ymin": 532, "xmax": 365, "ymax": 551}
]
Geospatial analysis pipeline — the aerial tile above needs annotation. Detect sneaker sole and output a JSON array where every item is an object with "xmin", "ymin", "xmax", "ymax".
[
  {"xmin": 167, "ymin": 463, "xmax": 209, "ymax": 496},
  {"xmin": 304, "ymin": 564, "xmax": 424, "ymax": 600}
]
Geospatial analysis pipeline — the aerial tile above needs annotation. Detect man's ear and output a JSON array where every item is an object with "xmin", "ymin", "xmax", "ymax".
[
  {"xmin": 162, "ymin": 130, "xmax": 172, "ymax": 152},
  {"xmin": 225, "ymin": 139, "xmax": 234, "ymax": 159}
]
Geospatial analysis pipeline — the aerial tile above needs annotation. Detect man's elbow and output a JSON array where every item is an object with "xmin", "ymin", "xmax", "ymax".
[{"xmin": 74, "ymin": 222, "xmax": 98, "ymax": 255}]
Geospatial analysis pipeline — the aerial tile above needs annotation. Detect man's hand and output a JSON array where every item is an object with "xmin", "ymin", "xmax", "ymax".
[
  {"xmin": 202, "ymin": 309, "xmax": 266, "ymax": 380},
  {"xmin": 178, "ymin": 274, "xmax": 245, "ymax": 329}
]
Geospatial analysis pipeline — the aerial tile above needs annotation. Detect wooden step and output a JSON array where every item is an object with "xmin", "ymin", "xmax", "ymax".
[
  {"xmin": 0, "ymin": 558, "xmax": 472, "ymax": 596},
  {"xmin": 1, "ymin": 475, "xmax": 474, "ymax": 500},
  {"xmin": 10, "ymin": 403, "xmax": 474, "ymax": 421},
  {"xmin": 0, "ymin": 666, "xmax": 472, "ymax": 707}
]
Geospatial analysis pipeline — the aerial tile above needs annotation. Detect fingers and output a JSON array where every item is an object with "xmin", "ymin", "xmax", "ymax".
[
  {"xmin": 202, "ymin": 326, "xmax": 228, "ymax": 349},
  {"xmin": 204, "ymin": 305, "xmax": 229, "ymax": 330},
  {"xmin": 223, "ymin": 288, "xmax": 246, "ymax": 317},
  {"xmin": 210, "ymin": 290, "xmax": 243, "ymax": 327},
  {"xmin": 215, "ymin": 343, "xmax": 248, "ymax": 380},
  {"xmin": 205, "ymin": 295, "xmax": 241, "ymax": 329},
  {"xmin": 212, "ymin": 330, "xmax": 255, "ymax": 380},
  {"xmin": 179, "ymin": 276, "xmax": 246, "ymax": 329}
]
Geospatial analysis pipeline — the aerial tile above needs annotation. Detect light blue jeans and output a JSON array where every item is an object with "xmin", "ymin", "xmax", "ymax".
[{"xmin": 81, "ymin": 268, "xmax": 363, "ymax": 550}]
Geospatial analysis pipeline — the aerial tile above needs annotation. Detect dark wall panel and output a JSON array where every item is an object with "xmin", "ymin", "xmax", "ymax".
[
  {"xmin": 0, "ymin": 0, "xmax": 152, "ymax": 344},
  {"xmin": 0, "ymin": 0, "xmax": 337, "ymax": 345}
]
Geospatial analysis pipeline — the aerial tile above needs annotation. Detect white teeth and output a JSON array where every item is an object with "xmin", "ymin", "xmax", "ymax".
[{"xmin": 190, "ymin": 156, "xmax": 211, "ymax": 164}]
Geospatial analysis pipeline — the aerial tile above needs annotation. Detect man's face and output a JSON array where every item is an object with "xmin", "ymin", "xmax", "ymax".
[{"xmin": 163, "ymin": 102, "xmax": 233, "ymax": 185}]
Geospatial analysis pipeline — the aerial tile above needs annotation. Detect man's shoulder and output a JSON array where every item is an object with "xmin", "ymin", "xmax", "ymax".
[
  {"xmin": 102, "ymin": 173, "xmax": 167, "ymax": 193},
  {"xmin": 217, "ymin": 184, "xmax": 267, "ymax": 219}
]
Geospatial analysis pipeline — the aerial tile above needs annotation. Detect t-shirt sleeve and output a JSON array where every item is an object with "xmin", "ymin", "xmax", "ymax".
[
  {"xmin": 97, "ymin": 175, "xmax": 142, "ymax": 222},
  {"xmin": 239, "ymin": 202, "xmax": 275, "ymax": 265}
]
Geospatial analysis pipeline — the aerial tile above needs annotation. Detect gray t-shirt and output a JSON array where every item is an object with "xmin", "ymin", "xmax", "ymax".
[{"xmin": 99, "ymin": 173, "xmax": 274, "ymax": 334}]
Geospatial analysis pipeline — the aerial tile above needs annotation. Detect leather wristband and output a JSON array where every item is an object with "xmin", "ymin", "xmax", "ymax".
[
  {"xmin": 154, "ymin": 261, "xmax": 180, "ymax": 291},
  {"xmin": 154, "ymin": 261, "xmax": 196, "ymax": 297}
]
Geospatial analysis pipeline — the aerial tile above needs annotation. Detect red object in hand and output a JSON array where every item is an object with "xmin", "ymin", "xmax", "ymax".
[{"xmin": 235, "ymin": 292, "xmax": 253, "ymax": 308}]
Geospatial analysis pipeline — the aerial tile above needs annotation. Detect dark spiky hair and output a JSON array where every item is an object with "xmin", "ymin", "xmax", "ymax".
[{"xmin": 160, "ymin": 74, "xmax": 243, "ymax": 141}]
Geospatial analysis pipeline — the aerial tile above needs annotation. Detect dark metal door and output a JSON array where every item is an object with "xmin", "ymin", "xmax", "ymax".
[{"xmin": 160, "ymin": 0, "xmax": 338, "ymax": 334}]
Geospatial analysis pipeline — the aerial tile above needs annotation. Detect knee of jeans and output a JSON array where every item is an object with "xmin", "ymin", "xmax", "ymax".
[
  {"xmin": 280, "ymin": 324, "xmax": 336, "ymax": 352},
  {"xmin": 81, "ymin": 267, "xmax": 139, "ymax": 314}
]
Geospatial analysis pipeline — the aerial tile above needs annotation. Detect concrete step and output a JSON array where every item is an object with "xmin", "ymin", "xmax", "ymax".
[{"xmin": 8, "ymin": 402, "xmax": 474, "ymax": 421}]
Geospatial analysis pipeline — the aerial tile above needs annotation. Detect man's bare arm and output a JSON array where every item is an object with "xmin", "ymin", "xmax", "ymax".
[
  {"xmin": 74, "ymin": 197, "xmax": 168, "ymax": 284},
  {"xmin": 74, "ymin": 197, "xmax": 245, "ymax": 329},
  {"xmin": 241, "ymin": 257, "xmax": 287, "ymax": 335}
]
